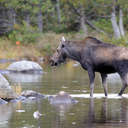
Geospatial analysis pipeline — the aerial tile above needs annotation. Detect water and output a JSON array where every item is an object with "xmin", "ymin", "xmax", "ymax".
[{"xmin": 1, "ymin": 61, "xmax": 128, "ymax": 128}]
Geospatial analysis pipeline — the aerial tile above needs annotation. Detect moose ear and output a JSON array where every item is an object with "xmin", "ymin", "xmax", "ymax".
[{"xmin": 62, "ymin": 36, "xmax": 66, "ymax": 42}]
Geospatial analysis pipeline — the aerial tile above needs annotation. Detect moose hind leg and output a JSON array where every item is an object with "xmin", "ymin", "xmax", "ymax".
[
  {"xmin": 101, "ymin": 73, "xmax": 108, "ymax": 97},
  {"xmin": 119, "ymin": 74, "xmax": 128, "ymax": 96}
]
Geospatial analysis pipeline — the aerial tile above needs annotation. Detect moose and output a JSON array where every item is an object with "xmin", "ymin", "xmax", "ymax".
[{"xmin": 50, "ymin": 36, "xmax": 128, "ymax": 97}]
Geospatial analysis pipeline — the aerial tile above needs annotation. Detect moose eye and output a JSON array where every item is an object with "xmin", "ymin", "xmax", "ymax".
[
  {"xmin": 57, "ymin": 49, "xmax": 59, "ymax": 53},
  {"xmin": 62, "ymin": 44, "xmax": 65, "ymax": 48}
]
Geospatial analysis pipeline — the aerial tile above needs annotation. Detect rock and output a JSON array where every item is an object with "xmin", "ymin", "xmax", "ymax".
[
  {"xmin": 33, "ymin": 111, "xmax": 42, "ymax": 119},
  {"xmin": 0, "ymin": 98, "xmax": 8, "ymax": 105},
  {"xmin": 10, "ymin": 90, "xmax": 45, "ymax": 103},
  {"xmin": 0, "ymin": 74, "xmax": 17, "ymax": 99},
  {"xmin": 7, "ymin": 60, "xmax": 43, "ymax": 72},
  {"xmin": 107, "ymin": 73, "xmax": 121, "ymax": 84},
  {"xmin": 21, "ymin": 90, "xmax": 45, "ymax": 99},
  {"xmin": 6, "ymin": 73, "xmax": 42, "ymax": 83},
  {"xmin": 0, "ymin": 102, "xmax": 16, "ymax": 123},
  {"xmin": 49, "ymin": 91, "xmax": 78, "ymax": 116},
  {"xmin": 10, "ymin": 96, "xmax": 26, "ymax": 103},
  {"xmin": 49, "ymin": 91, "xmax": 78, "ymax": 105}
]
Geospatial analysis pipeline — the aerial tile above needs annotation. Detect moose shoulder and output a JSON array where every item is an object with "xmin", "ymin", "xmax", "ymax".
[{"xmin": 50, "ymin": 36, "xmax": 128, "ymax": 97}]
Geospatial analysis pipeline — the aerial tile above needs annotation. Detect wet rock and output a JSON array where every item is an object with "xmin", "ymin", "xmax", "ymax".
[
  {"xmin": 49, "ymin": 91, "xmax": 78, "ymax": 119},
  {"xmin": 10, "ymin": 90, "xmax": 45, "ymax": 103},
  {"xmin": 10, "ymin": 96, "xmax": 26, "ymax": 103},
  {"xmin": 7, "ymin": 60, "xmax": 43, "ymax": 72},
  {"xmin": 0, "ymin": 74, "xmax": 17, "ymax": 99},
  {"xmin": 49, "ymin": 91, "xmax": 78, "ymax": 105},
  {"xmin": 33, "ymin": 110, "xmax": 42, "ymax": 119},
  {"xmin": 0, "ymin": 98, "xmax": 8, "ymax": 105},
  {"xmin": 21, "ymin": 90, "xmax": 45, "ymax": 99}
]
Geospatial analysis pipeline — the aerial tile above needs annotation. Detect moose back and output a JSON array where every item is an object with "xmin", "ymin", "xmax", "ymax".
[{"xmin": 50, "ymin": 36, "xmax": 128, "ymax": 97}]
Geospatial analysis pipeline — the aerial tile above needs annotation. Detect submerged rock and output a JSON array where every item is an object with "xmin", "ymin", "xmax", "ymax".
[
  {"xmin": 0, "ymin": 98, "xmax": 8, "ymax": 105},
  {"xmin": 49, "ymin": 91, "xmax": 78, "ymax": 105},
  {"xmin": 10, "ymin": 96, "xmax": 26, "ymax": 103},
  {"xmin": 49, "ymin": 91, "xmax": 78, "ymax": 118},
  {"xmin": 0, "ymin": 74, "xmax": 17, "ymax": 99},
  {"xmin": 21, "ymin": 90, "xmax": 45, "ymax": 99},
  {"xmin": 7, "ymin": 60, "xmax": 43, "ymax": 72},
  {"xmin": 10, "ymin": 90, "xmax": 45, "ymax": 103}
]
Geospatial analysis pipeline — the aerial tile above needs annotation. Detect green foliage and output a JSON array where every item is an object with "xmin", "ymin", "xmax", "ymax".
[
  {"xmin": 42, "ymin": 43, "xmax": 52, "ymax": 56},
  {"xmin": 93, "ymin": 19, "xmax": 113, "ymax": 33},
  {"xmin": 0, "ymin": 0, "xmax": 128, "ymax": 44},
  {"xmin": 8, "ymin": 22, "xmax": 41, "ymax": 44},
  {"xmin": 98, "ymin": 33, "xmax": 128, "ymax": 48}
]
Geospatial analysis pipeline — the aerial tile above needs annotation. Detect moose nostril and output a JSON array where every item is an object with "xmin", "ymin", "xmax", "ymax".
[{"xmin": 54, "ymin": 62, "xmax": 58, "ymax": 66}]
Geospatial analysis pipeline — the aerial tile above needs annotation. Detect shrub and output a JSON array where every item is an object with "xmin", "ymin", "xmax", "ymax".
[{"xmin": 8, "ymin": 22, "xmax": 41, "ymax": 44}]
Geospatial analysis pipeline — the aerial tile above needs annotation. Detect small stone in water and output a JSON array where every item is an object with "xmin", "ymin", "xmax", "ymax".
[
  {"xmin": 33, "ymin": 111, "xmax": 42, "ymax": 119},
  {"xmin": 16, "ymin": 110, "xmax": 25, "ymax": 113},
  {"xmin": 72, "ymin": 80, "xmax": 78, "ymax": 83},
  {"xmin": 61, "ymin": 86, "xmax": 68, "ymax": 89},
  {"xmin": 68, "ymin": 113, "xmax": 75, "ymax": 116},
  {"xmin": 72, "ymin": 122, "xmax": 76, "ymax": 125},
  {"xmin": 82, "ymin": 90, "xmax": 87, "ymax": 93},
  {"xmin": 28, "ymin": 97, "xmax": 36, "ymax": 100}
]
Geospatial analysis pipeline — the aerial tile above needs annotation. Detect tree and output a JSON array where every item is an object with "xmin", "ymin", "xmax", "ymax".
[
  {"xmin": 93, "ymin": 0, "xmax": 126, "ymax": 39},
  {"xmin": 0, "ymin": 0, "xmax": 128, "ymax": 40},
  {"xmin": 56, "ymin": 0, "xmax": 61, "ymax": 24},
  {"xmin": 111, "ymin": 3, "xmax": 121, "ymax": 39},
  {"xmin": 110, "ymin": 0, "xmax": 125, "ymax": 39}
]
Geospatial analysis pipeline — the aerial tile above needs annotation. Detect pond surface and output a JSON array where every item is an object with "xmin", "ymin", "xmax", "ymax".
[{"xmin": 1, "ymin": 61, "xmax": 128, "ymax": 128}]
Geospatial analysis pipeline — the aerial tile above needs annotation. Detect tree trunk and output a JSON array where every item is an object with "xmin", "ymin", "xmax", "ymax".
[
  {"xmin": 9, "ymin": 9, "xmax": 16, "ymax": 25},
  {"xmin": 37, "ymin": 7, "xmax": 43, "ymax": 32},
  {"xmin": 80, "ymin": 16, "xmax": 88, "ymax": 33},
  {"xmin": 4, "ymin": 8, "xmax": 14, "ymax": 33},
  {"xmin": 56, "ymin": 0, "xmax": 61, "ymax": 24},
  {"xmin": 25, "ymin": 12, "xmax": 30, "ymax": 27},
  {"xmin": 119, "ymin": 8, "xmax": 125, "ymax": 37},
  {"xmin": 111, "ymin": 7, "xmax": 121, "ymax": 39},
  {"xmin": 80, "ymin": 8, "xmax": 88, "ymax": 33}
]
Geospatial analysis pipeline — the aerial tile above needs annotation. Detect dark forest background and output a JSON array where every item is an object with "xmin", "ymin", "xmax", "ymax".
[{"xmin": 0, "ymin": 0, "xmax": 128, "ymax": 43}]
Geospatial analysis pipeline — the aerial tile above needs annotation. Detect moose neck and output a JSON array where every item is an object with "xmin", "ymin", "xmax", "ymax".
[{"xmin": 66, "ymin": 44, "xmax": 81, "ymax": 62}]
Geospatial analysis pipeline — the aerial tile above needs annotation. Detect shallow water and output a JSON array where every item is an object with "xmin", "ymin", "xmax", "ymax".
[{"xmin": 1, "ymin": 61, "xmax": 128, "ymax": 128}]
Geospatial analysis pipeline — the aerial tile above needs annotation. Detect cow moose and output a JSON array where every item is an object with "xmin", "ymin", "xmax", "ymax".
[{"xmin": 50, "ymin": 36, "xmax": 128, "ymax": 97}]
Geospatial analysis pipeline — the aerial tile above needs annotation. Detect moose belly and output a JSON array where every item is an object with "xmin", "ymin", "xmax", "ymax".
[{"xmin": 94, "ymin": 63, "xmax": 116, "ymax": 74}]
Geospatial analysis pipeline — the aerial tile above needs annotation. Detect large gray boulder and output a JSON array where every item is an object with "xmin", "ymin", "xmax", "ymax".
[
  {"xmin": 7, "ymin": 60, "xmax": 43, "ymax": 72},
  {"xmin": 0, "ymin": 74, "xmax": 17, "ymax": 99}
]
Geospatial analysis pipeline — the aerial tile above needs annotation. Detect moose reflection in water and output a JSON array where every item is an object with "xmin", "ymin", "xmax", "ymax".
[
  {"xmin": 84, "ymin": 99, "xmax": 128, "ymax": 128},
  {"xmin": 51, "ymin": 36, "xmax": 128, "ymax": 97},
  {"xmin": 49, "ymin": 98, "xmax": 128, "ymax": 128}
]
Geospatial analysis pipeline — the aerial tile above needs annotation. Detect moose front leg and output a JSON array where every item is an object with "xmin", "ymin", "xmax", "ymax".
[
  {"xmin": 87, "ymin": 67, "xmax": 95, "ymax": 97},
  {"xmin": 101, "ymin": 73, "xmax": 108, "ymax": 97}
]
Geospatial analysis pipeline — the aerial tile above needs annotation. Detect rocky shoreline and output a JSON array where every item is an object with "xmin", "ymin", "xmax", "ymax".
[{"xmin": 0, "ymin": 60, "xmax": 78, "ymax": 106}]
